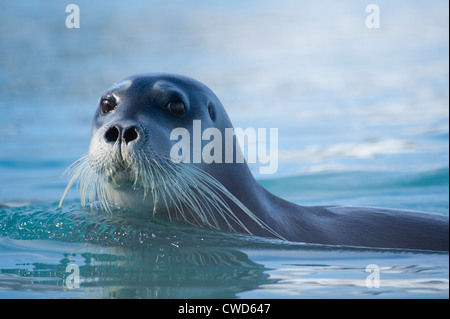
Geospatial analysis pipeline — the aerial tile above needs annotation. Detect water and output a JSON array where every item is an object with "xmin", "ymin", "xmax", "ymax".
[{"xmin": 0, "ymin": 0, "xmax": 448, "ymax": 299}]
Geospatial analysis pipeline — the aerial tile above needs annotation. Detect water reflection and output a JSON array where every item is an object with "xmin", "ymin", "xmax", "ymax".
[
  {"xmin": 0, "ymin": 202, "xmax": 448, "ymax": 298},
  {"xmin": 0, "ymin": 242, "xmax": 273, "ymax": 298},
  {"xmin": 0, "ymin": 203, "xmax": 273, "ymax": 298}
]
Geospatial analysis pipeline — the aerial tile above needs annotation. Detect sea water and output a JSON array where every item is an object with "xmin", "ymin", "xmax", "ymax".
[{"xmin": 0, "ymin": 0, "xmax": 448, "ymax": 298}]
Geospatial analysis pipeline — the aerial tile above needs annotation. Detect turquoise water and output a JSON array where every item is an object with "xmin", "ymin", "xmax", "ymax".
[{"xmin": 0, "ymin": 0, "xmax": 448, "ymax": 299}]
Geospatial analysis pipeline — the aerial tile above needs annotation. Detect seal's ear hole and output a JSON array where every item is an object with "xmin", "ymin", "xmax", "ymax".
[{"xmin": 208, "ymin": 103, "xmax": 216, "ymax": 121}]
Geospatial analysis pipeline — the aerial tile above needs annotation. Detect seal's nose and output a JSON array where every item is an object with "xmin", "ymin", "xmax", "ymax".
[
  {"xmin": 104, "ymin": 126, "xmax": 120, "ymax": 143},
  {"xmin": 104, "ymin": 125, "xmax": 139, "ymax": 145},
  {"xmin": 123, "ymin": 126, "xmax": 138, "ymax": 144}
]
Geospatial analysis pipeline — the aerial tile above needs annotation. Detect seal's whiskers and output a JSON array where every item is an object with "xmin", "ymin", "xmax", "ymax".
[{"xmin": 59, "ymin": 151, "xmax": 285, "ymax": 240}]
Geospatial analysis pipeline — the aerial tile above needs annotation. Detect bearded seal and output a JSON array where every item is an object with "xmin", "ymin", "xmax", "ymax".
[{"xmin": 60, "ymin": 73, "xmax": 449, "ymax": 251}]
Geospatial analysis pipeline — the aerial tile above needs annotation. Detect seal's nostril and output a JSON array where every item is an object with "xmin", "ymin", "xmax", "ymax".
[
  {"xmin": 105, "ymin": 126, "xmax": 120, "ymax": 143},
  {"xmin": 123, "ymin": 127, "xmax": 138, "ymax": 144}
]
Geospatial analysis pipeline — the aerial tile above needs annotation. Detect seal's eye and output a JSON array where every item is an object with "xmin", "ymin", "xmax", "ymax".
[
  {"xmin": 101, "ymin": 98, "xmax": 116, "ymax": 113},
  {"xmin": 167, "ymin": 100, "xmax": 185, "ymax": 116}
]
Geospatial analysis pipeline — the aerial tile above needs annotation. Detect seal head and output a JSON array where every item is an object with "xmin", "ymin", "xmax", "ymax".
[{"xmin": 61, "ymin": 73, "xmax": 280, "ymax": 237}]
